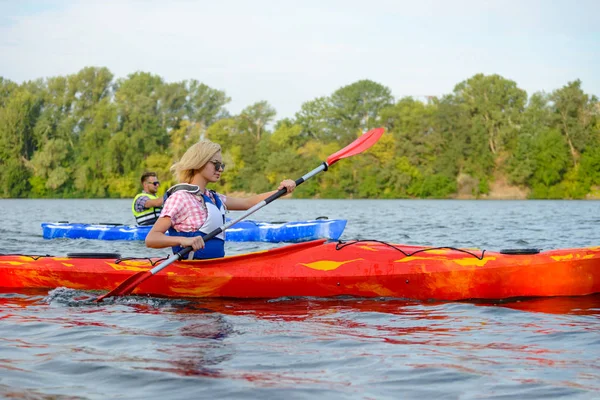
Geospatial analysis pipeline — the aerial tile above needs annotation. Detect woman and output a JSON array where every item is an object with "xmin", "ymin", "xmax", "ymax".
[{"xmin": 146, "ymin": 140, "xmax": 296, "ymax": 259}]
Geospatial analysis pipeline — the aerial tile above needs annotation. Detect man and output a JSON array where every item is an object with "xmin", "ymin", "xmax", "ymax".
[{"xmin": 132, "ymin": 172, "xmax": 164, "ymax": 225}]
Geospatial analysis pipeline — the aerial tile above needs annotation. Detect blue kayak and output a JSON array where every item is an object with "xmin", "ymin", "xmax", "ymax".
[{"xmin": 41, "ymin": 219, "xmax": 347, "ymax": 242}]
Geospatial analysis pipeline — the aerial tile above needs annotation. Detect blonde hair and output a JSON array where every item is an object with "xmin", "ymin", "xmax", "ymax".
[{"xmin": 170, "ymin": 140, "xmax": 221, "ymax": 183}]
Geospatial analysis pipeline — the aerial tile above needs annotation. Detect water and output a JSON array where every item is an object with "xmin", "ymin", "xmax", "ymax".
[{"xmin": 1, "ymin": 199, "xmax": 600, "ymax": 399}]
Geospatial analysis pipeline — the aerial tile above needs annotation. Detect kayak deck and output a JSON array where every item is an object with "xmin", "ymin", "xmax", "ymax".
[{"xmin": 1, "ymin": 240, "xmax": 600, "ymax": 301}]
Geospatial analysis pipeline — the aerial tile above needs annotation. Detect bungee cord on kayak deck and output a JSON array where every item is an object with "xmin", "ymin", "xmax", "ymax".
[
  {"xmin": 334, "ymin": 240, "xmax": 487, "ymax": 260},
  {"xmin": 0, "ymin": 242, "xmax": 541, "ymax": 263},
  {"xmin": 0, "ymin": 253, "xmax": 52, "ymax": 260},
  {"xmin": 114, "ymin": 256, "xmax": 170, "ymax": 266},
  {"xmin": 0, "ymin": 252, "xmax": 169, "ymax": 266}
]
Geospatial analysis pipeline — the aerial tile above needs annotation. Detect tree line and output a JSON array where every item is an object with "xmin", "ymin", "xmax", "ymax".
[{"xmin": 0, "ymin": 67, "xmax": 598, "ymax": 199}]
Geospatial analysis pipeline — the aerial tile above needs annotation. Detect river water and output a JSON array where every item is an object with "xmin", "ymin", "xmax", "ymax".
[{"xmin": 1, "ymin": 199, "xmax": 600, "ymax": 399}]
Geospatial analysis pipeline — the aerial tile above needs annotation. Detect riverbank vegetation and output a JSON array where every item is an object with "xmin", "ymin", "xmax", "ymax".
[{"xmin": 1, "ymin": 67, "xmax": 598, "ymax": 199}]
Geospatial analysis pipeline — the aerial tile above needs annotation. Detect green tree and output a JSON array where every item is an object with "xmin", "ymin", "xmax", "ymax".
[
  {"xmin": 0, "ymin": 88, "xmax": 40, "ymax": 196},
  {"xmin": 239, "ymin": 100, "xmax": 276, "ymax": 141},
  {"xmin": 329, "ymin": 79, "xmax": 393, "ymax": 144},
  {"xmin": 507, "ymin": 92, "xmax": 552, "ymax": 185},
  {"xmin": 113, "ymin": 72, "xmax": 167, "ymax": 175},
  {"xmin": 532, "ymin": 128, "xmax": 570, "ymax": 187},
  {"xmin": 270, "ymin": 120, "xmax": 305, "ymax": 149},
  {"xmin": 453, "ymin": 74, "xmax": 526, "ymax": 155},
  {"xmin": 550, "ymin": 80, "xmax": 598, "ymax": 166},
  {"xmin": 158, "ymin": 81, "xmax": 188, "ymax": 130},
  {"xmin": 380, "ymin": 97, "xmax": 439, "ymax": 168},
  {"xmin": 295, "ymin": 96, "xmax": 333, "ymax": 142},
  {"xmin": 186, "ymin": 80, "xmax": 231, "ymax": 131},
  {"xmin": 296, "ymin": 80, "xmax": 393, "ymax": 145},
  {"xmin": 0, "ymin": 77, "xmax": 18, "ymax": 107},
  {"xmin": 73, "ymin": 98, "xmax": 118, "ymax": 196}
]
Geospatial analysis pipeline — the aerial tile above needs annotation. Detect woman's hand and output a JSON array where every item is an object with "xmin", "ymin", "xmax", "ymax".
[
  {"xmin": 179, "ymin": 236, "xmax": 205, "ymax": 250},
  {"xmin": 278, "ymin": 179, "xmax": 296, "ymax": 193}
]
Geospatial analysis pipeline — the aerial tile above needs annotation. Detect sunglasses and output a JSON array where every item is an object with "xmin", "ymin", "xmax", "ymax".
[
  {"xmin": 149, "ymin": 181, "xmax": 160, "ymax": 186},
  {"xmin": 210, "ymin": 161, "xmax": 226, "ymax": 171}
]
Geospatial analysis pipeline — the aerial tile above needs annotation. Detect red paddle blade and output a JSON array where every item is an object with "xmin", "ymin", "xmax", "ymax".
[
  {"xmin": 326, "ymin": 127, "xmax": 384, "ymax": 165},
  {"xmin": 95, "ymin": 271, "xmax": 153, "ymax": 302}
]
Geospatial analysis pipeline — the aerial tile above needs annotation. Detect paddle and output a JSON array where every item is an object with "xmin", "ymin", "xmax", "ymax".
[{"xmin": 95, "ymin": 127, "xmax": 384, "ymax": 302}]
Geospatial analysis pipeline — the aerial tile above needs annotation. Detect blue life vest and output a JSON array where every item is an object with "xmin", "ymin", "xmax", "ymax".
[{"xmin": 167, "ymin": 190, "xmax": 226, "ymax": 260}]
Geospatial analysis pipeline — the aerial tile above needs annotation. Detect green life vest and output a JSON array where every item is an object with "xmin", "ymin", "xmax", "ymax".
[{"xmin": 132, "ymin": 192, "xmax": 163, "ymax": 226}]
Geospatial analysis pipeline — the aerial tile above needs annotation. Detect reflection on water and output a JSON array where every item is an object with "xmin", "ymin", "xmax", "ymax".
[
  {"xmin": 1, "ymin": 289, "xmax": 600, "ymax": 398},
  {"xmin": 1, "ymin": 199, "xmax": 600, "ymax": 398},
  {"xmin": 480, "ymin": 295, "xmax": 600, "ymax": 316}
]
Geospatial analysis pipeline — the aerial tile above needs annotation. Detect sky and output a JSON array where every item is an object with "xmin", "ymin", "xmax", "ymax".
[{"xmin": 1, "ymin": 0, "xmax": 599, "ymax": 120}]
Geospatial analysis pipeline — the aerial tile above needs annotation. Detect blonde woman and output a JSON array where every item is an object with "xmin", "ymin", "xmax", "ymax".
[{"xmin": 146, "ymin": 140, "xmax": 296, "ymax": 259}]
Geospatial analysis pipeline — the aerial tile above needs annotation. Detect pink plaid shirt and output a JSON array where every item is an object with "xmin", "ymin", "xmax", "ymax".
[{"xmin": 160, "ymin": 190, "xmax": 227, "ymax": 232}]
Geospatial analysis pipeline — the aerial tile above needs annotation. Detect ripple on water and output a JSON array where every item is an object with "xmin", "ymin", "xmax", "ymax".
[{"xmin": 2, "ymin": 199, "xmax": 600, "ymax": 398}]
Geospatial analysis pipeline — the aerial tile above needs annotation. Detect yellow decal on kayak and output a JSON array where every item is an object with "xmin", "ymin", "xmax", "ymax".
[
  {"xmin": 395, "ymin": 256, "xmax": 496, "ymax": 267},
  {"xmin": 107, "ymin": 262, "xmax": 150, "ymax": 272},
  {"xmin": 358, "ymin": 245, "xmax": 379, "ymax": 252},
  {"xmin": 301, "ymin": 259, "xmax": 364, "ymax": 271},
  {"xmin": 0, "ymin": 260, "xmax": 26, "ymax": 266},
  {"xmin": 551, "ymin": 253, "xmax": 598, "ymax": 261},
  {"xmin": 551, "ymin": 254, "xmax": 573, "ymax": 262},
  {"xmin": 453, "ymin": 257, "xmax": 496, "ymax": 267},
  {"xmin": 420, "ymin": 249, "xmax": 453, "ymax": 255}
]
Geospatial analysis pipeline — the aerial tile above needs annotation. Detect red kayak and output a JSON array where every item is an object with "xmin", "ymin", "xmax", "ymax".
[{"xmin": 1, "ymin": 239, "xmax": 599, "ymax": 300}]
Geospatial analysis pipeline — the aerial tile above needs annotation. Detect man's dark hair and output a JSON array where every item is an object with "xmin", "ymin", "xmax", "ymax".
[{"xmin": 141, "ymin": 172, "xmax": 157, "ymax": 185}]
